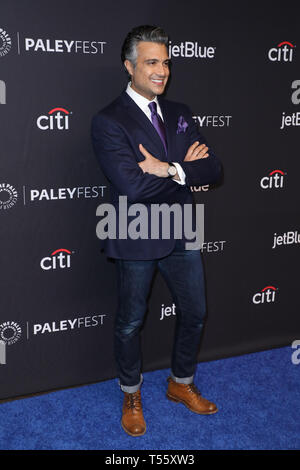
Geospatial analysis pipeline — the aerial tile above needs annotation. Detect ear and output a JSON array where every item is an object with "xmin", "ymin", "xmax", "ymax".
[{"xmin": 124, "ymin": 59, "xmax": 134, "ymax": 77}]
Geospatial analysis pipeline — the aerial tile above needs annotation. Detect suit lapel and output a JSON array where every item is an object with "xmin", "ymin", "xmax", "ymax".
[
  {"xmin": 158, "ymin": 96, "xmax": 176, "ymax": 163},
  {"xmin": 120, "ymin": 91, "xmax": 168, "ymax": 161}
]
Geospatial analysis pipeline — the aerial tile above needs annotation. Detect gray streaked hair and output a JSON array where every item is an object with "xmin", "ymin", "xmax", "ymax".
[{"xmin": 121, "ymin": 25, "xmax": 169, "ymax": 73}]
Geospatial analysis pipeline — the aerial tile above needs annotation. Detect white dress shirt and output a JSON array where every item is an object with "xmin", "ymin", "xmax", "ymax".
[{"xmin": 126, "ymin": 83, "xmax": 186, "ymax": 185}]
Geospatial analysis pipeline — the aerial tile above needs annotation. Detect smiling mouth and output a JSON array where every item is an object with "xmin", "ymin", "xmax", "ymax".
[{"xmin": 151, "ymin": 78, "xmax": 165, "ymax": 85}]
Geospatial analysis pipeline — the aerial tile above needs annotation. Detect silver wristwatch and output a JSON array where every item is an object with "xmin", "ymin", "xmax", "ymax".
[{"xmin": 167, "ymin": 163, "xmax": 177, "ymax": 178}]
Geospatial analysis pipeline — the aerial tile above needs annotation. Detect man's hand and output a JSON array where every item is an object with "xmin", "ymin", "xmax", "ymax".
[
  {"xmin": 184, "ymin": 141, "xmax": 209, "ymax": 161},
  {"xmin": 138, "ymin": 144, "xmax": 169, "ymax": 177}
]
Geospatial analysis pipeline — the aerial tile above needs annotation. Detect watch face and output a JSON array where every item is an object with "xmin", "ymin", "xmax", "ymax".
[{"xmin": 169, "ymin": 165, "xmax": 177, "ymax": 176}]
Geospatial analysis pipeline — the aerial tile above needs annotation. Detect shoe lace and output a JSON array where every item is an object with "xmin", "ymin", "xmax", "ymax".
[
  {"xmin": 186, "ymin": 383, "xmax": 201, "ymax": 396},
  {"xmin": 126, "ymin": 392, "xmax": 142, "ymax": 410}
]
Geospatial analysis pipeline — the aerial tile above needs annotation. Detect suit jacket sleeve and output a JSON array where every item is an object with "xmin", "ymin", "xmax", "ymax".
[
  {"xmin": 91, "ymin": 113, "xmax": 187, "ymax": 204},
  {"xmin": 178, "ymin": 105, "xmax": 222, "ymax": 187}
]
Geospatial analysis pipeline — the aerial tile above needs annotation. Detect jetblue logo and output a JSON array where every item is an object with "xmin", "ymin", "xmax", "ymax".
[{"xmin": 169, "ymin": 41, "xmax": 216, "ymax": 59}]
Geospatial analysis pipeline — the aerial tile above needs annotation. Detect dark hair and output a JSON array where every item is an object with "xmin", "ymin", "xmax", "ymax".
[{"xmin": 121, "ymin": 25, "xmax": 169, "ymax": 70}]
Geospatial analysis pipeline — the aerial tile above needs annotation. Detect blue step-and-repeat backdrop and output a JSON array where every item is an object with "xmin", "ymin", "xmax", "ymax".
[{"xmin": 0, "ymin": 0, "xmax": 299, "ymax": 399}]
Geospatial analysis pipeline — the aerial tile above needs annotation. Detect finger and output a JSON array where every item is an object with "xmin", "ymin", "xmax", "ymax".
[
  {"xmin": 188, "ymin": 150, "xmax": 209, "ymax": 161},
  {"xmin": 138, "ymin": 161, "xmax": 146, "ymax": 172},
  {"xmin": 186, "ymin": 141, "xmax": 199, "ymax": 157},
  {"xmin": 192, "ymin": 145, "xmax": 208, "ymax": 158},
  {"xmin": 139, "ymin": 144, "xmax": 152, "ymax": 159}
]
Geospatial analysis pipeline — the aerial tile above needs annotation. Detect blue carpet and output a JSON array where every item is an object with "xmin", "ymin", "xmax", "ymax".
[{"xmin": 0, "ymin": 346, "xmax": 299, "ymax": 450}]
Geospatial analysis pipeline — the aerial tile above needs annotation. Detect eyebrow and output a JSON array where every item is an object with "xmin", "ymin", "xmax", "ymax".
[{"xmin": 144, "ymin": 58, "xmax": 171, "ymax": 63}]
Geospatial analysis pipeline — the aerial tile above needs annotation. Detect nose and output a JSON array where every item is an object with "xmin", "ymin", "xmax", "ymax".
[{"xmin": 155, "ymin": 62, "xmax": 168, "ymax": 77}]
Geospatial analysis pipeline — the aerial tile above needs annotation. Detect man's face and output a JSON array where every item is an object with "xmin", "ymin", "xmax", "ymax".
[{"xmin": 125, "ymin": 41, "xmax": 170, "ymax": 100}]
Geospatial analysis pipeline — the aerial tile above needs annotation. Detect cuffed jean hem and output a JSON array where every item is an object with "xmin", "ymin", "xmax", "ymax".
[
  {"xmin": 119, "ymin": 375, "xmax": 143, "ymax": 393},
  {"xmin": 171, "ymin": 372, "xmax": 194, "ymax": 385}
]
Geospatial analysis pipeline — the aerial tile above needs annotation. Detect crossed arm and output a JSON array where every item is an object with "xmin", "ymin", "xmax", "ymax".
[
  {"xmin": 91, "ymin": 110, "xmax": 221, "ymax": 204},
  {"xmin": 138, "ymin": 141, "xmax": 210, "ymax": 179},
  {"xmin": 138, "ymin": 104, "xmax": 221, "ymax": 187}
]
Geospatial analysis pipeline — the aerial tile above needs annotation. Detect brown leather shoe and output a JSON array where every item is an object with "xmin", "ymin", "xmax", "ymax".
[
  {"xmin": 121, "ymin": 390, "xmax": 146, "ymax": 437},
  {"xmin": 166, "ymin": 377, "xmax": 218, "ymax": 415}
]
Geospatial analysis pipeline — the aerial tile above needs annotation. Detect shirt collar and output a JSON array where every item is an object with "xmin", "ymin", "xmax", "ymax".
[{"xmin": 126, "ymin": 82, "xmax": 159, "ymax": 113}]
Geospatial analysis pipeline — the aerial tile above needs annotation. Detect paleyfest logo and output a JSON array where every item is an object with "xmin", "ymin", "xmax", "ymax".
[
  {"xmin": 0, "ymin": 28, "xmax": 12, "ymax": 57},
  {"xmin": 23, "ymin": 36, "xmax": 106, "ymax": 55},
  {"xmin": 0, "ymin": 321, "xmax": 22, "ymax": 365},
  {"xmin": 0, "ymin": 183, "xmax": 18, "ymax": 210}
]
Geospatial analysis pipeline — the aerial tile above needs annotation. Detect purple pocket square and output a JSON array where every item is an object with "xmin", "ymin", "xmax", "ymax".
[{"xmin": 176, "ymin": 115, "xmax": 188, "ymax": 134}]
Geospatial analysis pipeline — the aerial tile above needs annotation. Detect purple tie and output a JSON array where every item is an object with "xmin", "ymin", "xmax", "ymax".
[{"xmin": 148, "ymin": 101, "xmax": 168, "ymax": 155}]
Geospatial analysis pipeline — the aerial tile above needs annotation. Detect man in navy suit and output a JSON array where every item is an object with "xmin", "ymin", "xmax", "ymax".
[{"xmin": 92, "ymin": 25, "xmax": 221, "ymax": 436}]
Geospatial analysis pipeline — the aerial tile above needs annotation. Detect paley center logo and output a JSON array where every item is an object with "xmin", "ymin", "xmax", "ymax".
[
  {"xmin": 168, "ymin": 40, "xmax": 216, "ymax": 59},
  {"xmin": 260, "ymin": 169, "xmax": 286, "ymax": 189},
  {"xmin": 0, "ymin": 28, "xmax": 12, "ymax": 57},
  {"xmin": 268, "ymin": 41, "xmax": 295, "ymax": 62},
  {"xmin": 0, "ymin": 183, "xmax": 18, "ymax": 210},
  {"xmin": 0, "ymin": 79, "xmax": 6, "ymax": 104},
  {"xmin": 40, "ymin": 248, "xmax": 74, "ymax": 271},
  {"xmin": 280, "ymin": 79, "xmax": 300, "ymax": 129},
  {"xmin": 0, "ymin": 321, "xmax": 22, "ymax": 365},
  {"xmin": 37, "ymin": 107, "xmax": 72, "ymax": 131},
  {"xmin": 252, "ymin": 285, "xmax": 278, "ymax": 304}
]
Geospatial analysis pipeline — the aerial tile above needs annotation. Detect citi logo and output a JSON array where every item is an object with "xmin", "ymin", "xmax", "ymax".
[
  {"xmin": 40, "ymin": 248, "xmax": 73, "ymax": 271},
  {"xmin": 252, "ymin": 286, "xmax": 278, "ymax": 304},
  {"xmin": 36, "ymin": 107, "xmax": 72, "ymax": 130},
  {"xmin": 268, "ymin": 41, "xmax": 295, "ymax": 62},
  {"xmin": 260, "ymin": 170, "xmax": 286, "ymax": 189}
]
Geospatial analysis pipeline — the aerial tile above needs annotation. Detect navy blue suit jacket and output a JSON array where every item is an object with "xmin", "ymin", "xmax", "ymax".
[{"xmin": 91, "ymin": 90, "xmax": 222, "ymax": 259}]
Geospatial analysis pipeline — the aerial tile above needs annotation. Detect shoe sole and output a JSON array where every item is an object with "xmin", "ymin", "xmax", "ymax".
[
  {"xmin": 121, "ymin": 420, "xmax": 146, "ymax": 437},
  {"xmin": 166, "ymin": 392, "xmax": 218, "ymax": 415}
]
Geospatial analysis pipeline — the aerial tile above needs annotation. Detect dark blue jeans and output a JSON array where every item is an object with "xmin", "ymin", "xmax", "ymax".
[{"xmin": 114, "ymin": 240, "xmax": 207, "ymax": 392}]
